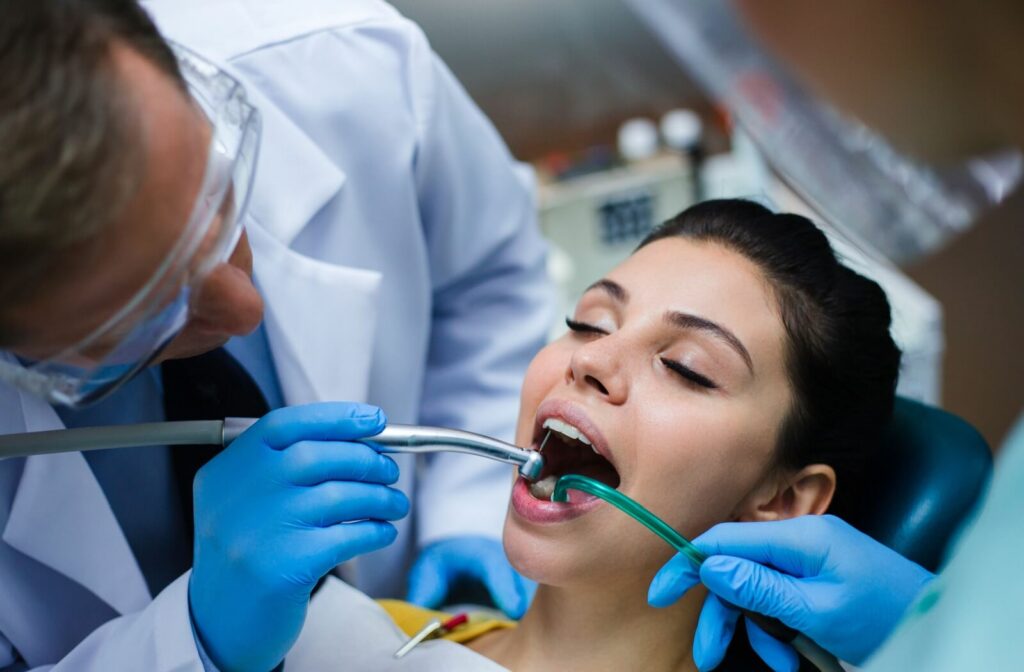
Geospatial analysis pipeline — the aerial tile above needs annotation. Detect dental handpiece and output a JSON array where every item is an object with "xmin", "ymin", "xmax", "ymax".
[
  {"xmin": 0, "ymin": 418, "xmax": 545, "ymax": 480},
  {"xmin": 365, "ymin": 425, "xmax": 545, "ymax": 481}
]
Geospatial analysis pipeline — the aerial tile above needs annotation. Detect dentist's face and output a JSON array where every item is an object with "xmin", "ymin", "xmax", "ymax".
[
  {"xmin": 504, "ymin": 238, "xmax": 793, "ymax": 589},
  {"xmin": 4, "ymin": 44, "xmax": 262, "ymax": 364}
]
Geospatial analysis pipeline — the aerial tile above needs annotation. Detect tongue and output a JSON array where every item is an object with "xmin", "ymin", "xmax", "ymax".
[
  {"xmin": 570, "ymin": 455, "xmax": 620, "ymax": 488},
  {"xmin": 534, "ymin": 435, "xmax": 621, "ymax": 493}
]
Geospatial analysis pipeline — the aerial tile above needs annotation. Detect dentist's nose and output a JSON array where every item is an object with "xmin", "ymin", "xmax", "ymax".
[{"xmin": 566, "ymin": 337, "xmax": 627, "ymax": 404}]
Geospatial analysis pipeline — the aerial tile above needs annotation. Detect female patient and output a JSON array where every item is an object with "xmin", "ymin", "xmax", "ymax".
[{"xmin": 385, "ymin": 199, "xmax": 900, "ymax": 671}]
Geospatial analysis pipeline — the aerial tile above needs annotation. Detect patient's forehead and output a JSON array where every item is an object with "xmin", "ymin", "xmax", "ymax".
[{"xmin": 595, "ymin": 238, "xmax": 787, "ymax": 378}]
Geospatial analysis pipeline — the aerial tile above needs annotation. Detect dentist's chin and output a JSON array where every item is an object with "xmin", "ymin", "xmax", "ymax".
[{"xmin": 157, "ymin": 234, "xmax": 264, "ymax": 363}]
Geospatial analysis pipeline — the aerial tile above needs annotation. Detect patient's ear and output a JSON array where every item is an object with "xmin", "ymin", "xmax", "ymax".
[{"xmin": 737, "ymin": 464, "xmax": 837, "ymax": 521}]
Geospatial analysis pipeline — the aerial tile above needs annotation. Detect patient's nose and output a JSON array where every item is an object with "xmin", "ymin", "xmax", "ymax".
[{"xmin": 566, "ymin": 340, "xmax": 627, "ymax": 404}]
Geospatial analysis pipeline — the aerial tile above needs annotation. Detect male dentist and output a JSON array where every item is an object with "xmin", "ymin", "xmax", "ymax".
[{"xmin": 0, "ymin": 0, "xmax": 549, "ymax": 670}]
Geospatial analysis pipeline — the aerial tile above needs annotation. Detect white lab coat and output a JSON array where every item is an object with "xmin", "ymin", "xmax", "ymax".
[{"xmin": 0, "ymin": 0, "xmax": 552, "ymax": 668}]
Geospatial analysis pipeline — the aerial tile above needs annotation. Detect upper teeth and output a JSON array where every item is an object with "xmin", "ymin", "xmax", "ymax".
[{"xmin": 542, "ymin": 418, "xmax": 598, "ymax": 453}]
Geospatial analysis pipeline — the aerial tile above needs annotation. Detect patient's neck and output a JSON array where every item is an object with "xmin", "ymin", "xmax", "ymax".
[{"xmin": 470, "ymin": 574, "xmax": 703, "ymax": 672}]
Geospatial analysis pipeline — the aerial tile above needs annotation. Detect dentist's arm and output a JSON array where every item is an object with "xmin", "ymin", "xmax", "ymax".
[
  {"xmin": 5, "ymin": 403, "xmax": 408, "ymax": 672},
  {"xmin": 648, "ymin": 515, "xmax": 934, "ymax": 672}
]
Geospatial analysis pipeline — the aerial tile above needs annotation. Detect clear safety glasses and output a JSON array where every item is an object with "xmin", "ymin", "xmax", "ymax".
[
  {"xmin": 627, "ymin": 0, "xmax": 1022, "ymax": 264},
  {"xmin": 0, "ymin": 43, "xmax": 261, "ymax": 407}
]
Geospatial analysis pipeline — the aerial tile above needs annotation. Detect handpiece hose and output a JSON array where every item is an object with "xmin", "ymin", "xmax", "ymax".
[{"xmin": 0, "ymin": 419, "xmax": 544, "ymax": 480}]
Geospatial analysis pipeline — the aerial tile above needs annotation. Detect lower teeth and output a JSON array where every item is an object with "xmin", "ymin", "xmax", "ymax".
[{"xmin": 529, "ymin": 475, "xmax": 558, "ymax": 500}]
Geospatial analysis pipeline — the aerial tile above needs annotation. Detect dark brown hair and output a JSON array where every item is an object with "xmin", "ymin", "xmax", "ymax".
[{"xmin": 0, "ymin": 0, "xmax": 183, "ymax": 343}]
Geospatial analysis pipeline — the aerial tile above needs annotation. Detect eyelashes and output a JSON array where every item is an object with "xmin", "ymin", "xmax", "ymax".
[
  {"xmin": 564, "ymin": 317, "xmax": 719, "ymax": 390},
  {"xmin": 565, "ymin": 317, "xmax": 606, "ymax": 334},
  {"xmin": 659, "ymin": 357, "xmax": 718, "ymax": 390}
]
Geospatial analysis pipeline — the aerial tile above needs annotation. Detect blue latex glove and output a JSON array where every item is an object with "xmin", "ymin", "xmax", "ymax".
[
  {"xmin": 189, "ymin": 403, "xmax": 410, "ymax": 672},
  {"xmin": 648, "ymin": 515, "xmax": 934, "ymax": 672},
  {"xmin": 406, "ymin": 536, "xmax": 536, "ymax": 619}
]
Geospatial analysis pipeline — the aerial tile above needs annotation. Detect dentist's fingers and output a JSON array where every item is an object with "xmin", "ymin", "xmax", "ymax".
[
  {"xmin": 693, "ymin": 517, "xmax": 839, "ymax": 577},
  {"xmin": 406, "ymin": 549, "xmax": 448, "ymax": 608},
  {"xmin": 699, "ymin": 555, "xmax": 810, "ymax": 630},
  {"xmin": 648, "ymin": 551, "xmax": 702, "ymax": 607},
  {"xmin": 693, "ymin": 593, "xmax": 740, "ymax": 672},
  {"xmin": 745, "ymin": 619, "xmax": 800, "ymax": 672},
  {"xmin": 257, "ymin": 403, "xmax": 387, "ymax": 449},
  {"xmin": 483, "ymin": 553, "xmax": 532, "ymax": 620},
  {"xmin": 296, "ymin": 482, "xmax": 409, "ymax": 526},
  {"xmin": 305, "ymin": 521, "xmax": 399, "ymax": 581},
  {"xmin": 283, "ymin": 440, "xmax": 400, "ymax": 486}
]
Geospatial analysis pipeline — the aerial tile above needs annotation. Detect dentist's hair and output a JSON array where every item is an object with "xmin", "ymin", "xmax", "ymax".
[
  {"xmin": 638, "ymin": 199, "xmax": 901, "ymax": 515},
  {"xmin": 0, "ymin": 0, "xmax": 183, "ymax": 343}
]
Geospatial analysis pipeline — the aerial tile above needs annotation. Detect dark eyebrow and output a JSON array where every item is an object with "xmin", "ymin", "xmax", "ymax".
[
  {"xmin": 583, "ymin": 279, "xmax": 753, "ymax": 373},
  {"xmin": 585, "ymin": 278, "xmax": 628, "ymax": 303},
  {"xmin": 665, "ymin": 311, "xmax": 754, "ymax": 374}
]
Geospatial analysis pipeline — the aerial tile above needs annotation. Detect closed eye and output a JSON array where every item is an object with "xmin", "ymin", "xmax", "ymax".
[
  {"xmin": 565, "ymin": 317, "xmax": 607, "ymax": 335},
  {"xmin": 660, "ymin": 357, "xmax": 718, "ymax": 390}
]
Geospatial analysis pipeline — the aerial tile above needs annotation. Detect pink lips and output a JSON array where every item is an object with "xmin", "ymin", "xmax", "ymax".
[{"xmin": 511, "ymin": 477, "xmax": 603, "ymax": 524}]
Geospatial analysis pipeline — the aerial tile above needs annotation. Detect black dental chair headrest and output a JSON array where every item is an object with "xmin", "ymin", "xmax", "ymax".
[{"xmin": 840, "ymin": 396, "xmax": 993, "ymax": 572}]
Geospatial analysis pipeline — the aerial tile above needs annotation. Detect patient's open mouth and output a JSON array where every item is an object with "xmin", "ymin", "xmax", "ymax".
[{"xmin": 528, "ymin": 417, "xmax": 621, "ymax": 500}]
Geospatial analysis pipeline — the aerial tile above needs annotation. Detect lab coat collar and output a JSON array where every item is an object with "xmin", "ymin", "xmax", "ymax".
[
  {"xmin": 210, "ymin": 44, "xmax": 375, "ymax": 405},
  {"xmin": 143, "ymin": 0, "xmax": 394, "ymax": 72},
  {"xmin": 0, "ymin": 382, "xmax": 151, "ymax": 616},
  {"xmin": 144, "ymin": 0, "xmax": 348, "ymax": 247},
  {"xmin": 146, "ymin": 0, "xmax": 370, "ymax": 401},
  {"xmin": 226, "ymin": 41, "xmax": 378, "ymax": 407},
  {"xmin": 243, "ymin": 80, "xmax": 347, "ymax": 247},
  {"xmin": 246, "ymin": 221, "xmax": 382, "ymax": 406}
]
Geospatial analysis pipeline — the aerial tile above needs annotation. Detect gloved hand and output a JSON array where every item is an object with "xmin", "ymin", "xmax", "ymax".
[
  {"xmin": 189, "ymin": 402, "xmax": 410, "ymax": 672},
  {"xmin": 406, "ymin": 536, "xmax": 536, "ymax": 619},
  {"xmin": 648, "ymin": 515, "xmax": 934, "ymax": 672}
]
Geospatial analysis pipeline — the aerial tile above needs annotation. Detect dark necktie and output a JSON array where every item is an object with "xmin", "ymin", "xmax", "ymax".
[
  {"xmin": 161, "ymin": 347, "xmax": 270, "ymax": 546},
  {"xmin": 162, "ymin": 350, "xmax": 294, "ymax": 672}
]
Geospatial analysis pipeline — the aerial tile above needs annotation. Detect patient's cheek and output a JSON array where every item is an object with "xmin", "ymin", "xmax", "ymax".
[
  {"xmin": 652, "ymin": 441, "xmax": 770, "ymax": 538},
  {"xmin": 514, "ymin": 346, "xmax": 567, "ymax": 443}
]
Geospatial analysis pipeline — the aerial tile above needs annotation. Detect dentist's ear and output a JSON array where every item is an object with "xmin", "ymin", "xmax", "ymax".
[{"xmin": 736, "ymin": 464, "xmax": 837, "ymax": 521}]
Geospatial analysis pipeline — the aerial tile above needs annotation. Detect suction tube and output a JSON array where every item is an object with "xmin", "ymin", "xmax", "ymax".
[{"xmin": 552, "ymin": 474, "xmax": 844, "ymax": 672}]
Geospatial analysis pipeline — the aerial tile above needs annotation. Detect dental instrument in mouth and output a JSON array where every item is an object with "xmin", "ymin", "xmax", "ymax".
[
  {"xmin": 526, "ymin": 418, "xmax": 620, "ymax": 499},
  {"xmin": 0, "ymin": 419, "xmax": 546, "ymax": 480},
  {"xmin": 547, "ymin": 462, "xmax": 843, "ymax": 672},
  {"xmin": 365, "ymin": 425, "xmax": 544, "ymax": 481}
]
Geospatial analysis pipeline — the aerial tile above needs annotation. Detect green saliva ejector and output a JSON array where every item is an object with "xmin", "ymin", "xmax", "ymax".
[{"xmin": 551, "ymin": 474, "xmax": 843, "ymax": 672}]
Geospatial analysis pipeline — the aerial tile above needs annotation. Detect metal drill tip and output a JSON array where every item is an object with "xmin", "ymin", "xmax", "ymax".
[
  {"xmin": 519, "ymin": 449, "xmax": 545, "ymax": 481},
  {"xmin": 517, "ymin": 430, "xmax": 551, "ymax": 482}
]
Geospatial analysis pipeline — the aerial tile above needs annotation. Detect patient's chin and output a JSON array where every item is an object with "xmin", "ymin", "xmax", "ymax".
[
  {"xmin": 502, "ymin": 530, "xmax": 549, "ymax": 584},
  {"xmin": 502, "ymin": 525, "xmax": 584, "ymax": 588},
  {"xmin": 502, "ymin": 522, "xmax": 614, "ymax": 589}
]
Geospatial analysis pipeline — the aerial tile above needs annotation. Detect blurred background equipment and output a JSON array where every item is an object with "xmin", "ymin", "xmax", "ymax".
[
  {"xmin": 626, "ymin": 0, "xmax": 1022, "ymax": 265},
  {"xmin": 389, "ymin": 0, "xmax": 1024, "ymax": 448}
]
